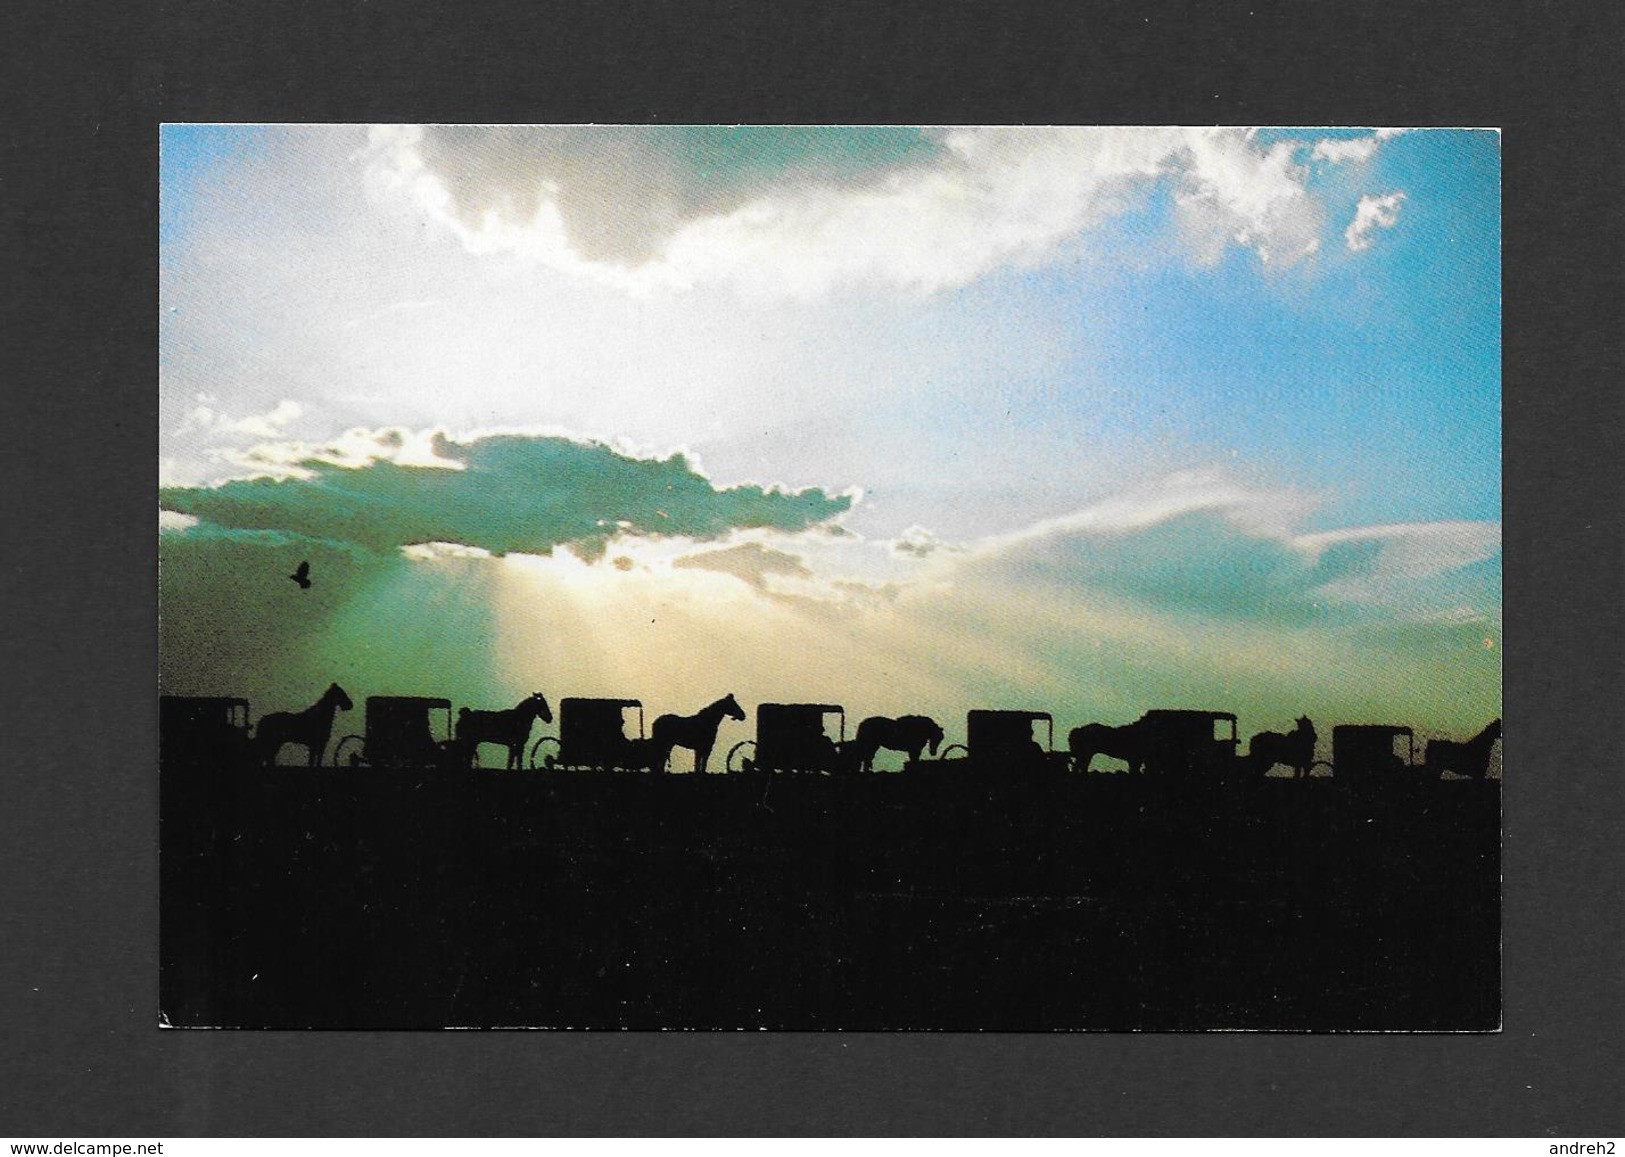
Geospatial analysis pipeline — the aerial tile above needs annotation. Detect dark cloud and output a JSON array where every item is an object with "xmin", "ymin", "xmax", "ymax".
[
  {"xmin": 159, "ymin": 432, "xmax": 853, "ymax": 561},
  {"xmin": 411, "ymin": 126, "xmax": 944, "ymax": 267},
  {"xmin": 672, "ymin": 542, "xmax": 813, "ymax": 589}
]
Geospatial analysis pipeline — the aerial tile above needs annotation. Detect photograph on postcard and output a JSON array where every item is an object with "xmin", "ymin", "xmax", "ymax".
[{"xmin": 158, "ymin": 126, "xmax": 1501, "ymax": 1029}]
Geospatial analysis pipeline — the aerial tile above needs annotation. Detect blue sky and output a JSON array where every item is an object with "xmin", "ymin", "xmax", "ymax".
[{"xmin": 159, "ymin": 126, "xmax": 1500, "ymax": 754}]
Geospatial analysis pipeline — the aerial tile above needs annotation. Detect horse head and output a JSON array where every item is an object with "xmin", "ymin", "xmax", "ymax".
[
  {"xmin": 326, "ymin": 683, "xmax": 354, "ymax": 711},
  {"xmin": 526, "ymin": 691, "xmax": 554, "ymax": 724},
  {"xmin": 1485, "ymin": 718, "xmax": 1502, "ymax": 741},
  {"xmin": 721, "ymin": 693, "xmax": 745, "ymax": 721},
  {"xmin": 926, "ymin": 720, "xmax": 944, "ymax": 755},
  {"xmin": 1296, "ymin": 715, "xmax": 1315, "ymax": 741}
]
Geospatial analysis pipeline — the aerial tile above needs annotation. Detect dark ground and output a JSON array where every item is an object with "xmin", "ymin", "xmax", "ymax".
[{"xmin": 161, "ymin": 765, "xmax": 1500, "ymax": 1031}]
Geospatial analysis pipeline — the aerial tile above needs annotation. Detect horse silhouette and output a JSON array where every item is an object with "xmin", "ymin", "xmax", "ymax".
[
  {"xmin": 847, "ymin": 715, "xmax": 944, "ymax": 772},
  {"xmin": 1068, "ymin": 720, "xmax": 1147, "ymax": 773},
  {"xmin": 456, "ymin": 692, "xmax": 553, "ymax": 770},
  {"xmin": 1248, "ymin": 716, "xmax": 1317, "ymax": 778},
  {"xmin": 254, "ymin": 683, "xmax": 353, "ymax": 767},
  {"xmin": 651, "ymin": 693, "xmax": 745, "ymax": 774},
  {"xmin": 1425, "ymin": 718, "xmax": 1501, "ymax": 779}
]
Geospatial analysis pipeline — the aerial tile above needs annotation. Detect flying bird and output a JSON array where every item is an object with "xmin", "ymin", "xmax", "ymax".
[{"xmin": 289, "ymin": 561, "xmax": 311, "ymax": 589}]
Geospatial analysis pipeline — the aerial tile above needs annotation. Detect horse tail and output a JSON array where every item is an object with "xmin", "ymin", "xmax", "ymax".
[{"xmin": 253, "ymin": 713, "xmax": 285, "ymax": 764}]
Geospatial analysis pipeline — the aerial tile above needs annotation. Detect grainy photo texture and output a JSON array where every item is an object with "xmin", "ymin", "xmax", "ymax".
[{"xmin": 158, "ymin": 126, "xmax": 1501, "ymax": 1030}]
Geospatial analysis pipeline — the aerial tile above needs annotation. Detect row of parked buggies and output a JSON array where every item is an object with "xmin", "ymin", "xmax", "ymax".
[{"xmin": 159, "ymin": 689, "xmax": 1501, "ymax": 781}]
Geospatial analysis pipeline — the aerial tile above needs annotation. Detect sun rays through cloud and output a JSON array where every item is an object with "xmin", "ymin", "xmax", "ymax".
[{"xmin": 161, "ymin": 125, "xmax": 1499, "ymax": 746}]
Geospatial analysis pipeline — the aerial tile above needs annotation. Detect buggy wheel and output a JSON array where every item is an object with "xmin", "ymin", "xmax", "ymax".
[
  {"xmin": 1308, "ymin": 759, "xmax": 1336, "ymax": 778},
  {"xmin": 725, "ymin": 740, "xmax": 757, "ymax": 774},
  {"xmin": 528, "ymin": 735, "xmax": 561, "ymax": 770},
  {"xmin": 333, "ymin": 735, "xmax": 365, "ymax": 769},
  {"xmin": 938, "ymin": 743, "xmax": 969, "ymax": 761}
]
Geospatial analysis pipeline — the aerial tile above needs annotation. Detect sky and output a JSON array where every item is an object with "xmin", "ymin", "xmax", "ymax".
[{"xmin": 158, "ymin": 125, "xmax": 1501, "ymax": 765}]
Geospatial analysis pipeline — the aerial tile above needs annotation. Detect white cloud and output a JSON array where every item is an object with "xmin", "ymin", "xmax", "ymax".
[
  {"xmin": 365, "ymin": 126, "xmax": 1366, "ymax": 295},
  {"xmin": 974, "ymin": 469, "xmax": 1315, "ymax": 548},
  {"xmin": 170, "ymin": 395, "xmax": 305, "ymax": 443},
  {"xmin": 207, "ymin": 424, "xmax": 467, "ymax": 479},
  {"xmin": 1173, "ymin": 131, "xmax": 1321, "ymax": 266},
  {"xmin": 229, "ymin": 399, "xmax": 304, "ymax": 439},
  {"xmin": 892, "ymin": 525, "xmax": 949, "ymax": 559},
  {"xmin": 1296, "ymin": 520, "xmax": 1501, "ymax": 603},
  {"xmin": 400, "ymin": 541, "xmax": 493, "ymax": 561},
  {"xmin": 1312, "ymin": 128, "xmax": 1405, "ymax": 165},
  {"xmin": 1345, "ymin": 191, "xmax": 1407, "ymax": 251}
]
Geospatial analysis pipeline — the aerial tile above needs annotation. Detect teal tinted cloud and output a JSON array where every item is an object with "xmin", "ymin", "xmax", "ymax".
[
  {"xmin": 159, "ymin": 432, "xmax": 853, "ymax": 561},
  {"xmin": 962, "ymin": 499, "xmax": 1500, "ymax": 631}
]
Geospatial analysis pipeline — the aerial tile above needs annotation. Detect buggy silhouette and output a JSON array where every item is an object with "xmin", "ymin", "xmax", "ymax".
[
  {"xmin": 914, "ymin": 709, "xmax": 1069, "ymax": 775},
  {"xmin": 726, "ymin": 702, "xmax": 848, "ymax": 774},
  {"xmin": 528, "ymin": 697, "xmax": 649, "ymax": 771},
  {"xmin": 160, "ymin": 695, "xmax": 252, "ymax": 769},
  {"xmin": 333, "ymin": 696, "xmax": 464, "ymax": 770},
  {"xmin": 1133, "ymin": 709, "xmax": 1240, "ymax": 777},
  {"xmin": 1323, "ymin": 724, "xmax": 1415, "ymax": 778}
]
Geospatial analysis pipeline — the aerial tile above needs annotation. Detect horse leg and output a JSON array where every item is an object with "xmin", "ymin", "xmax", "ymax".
[{"xmin": 694, "ymin": 742, "xmax": 713, "ymax": 774}]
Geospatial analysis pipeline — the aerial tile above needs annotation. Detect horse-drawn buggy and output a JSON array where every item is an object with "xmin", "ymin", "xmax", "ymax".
[
  {"xmin": 528, "ymin": 696, "xmax": 649, "ymax": 771},
  {"xmin": 1320, "ymin": 724, "xmax": 1415, "ymax": 779},
  {"xmin": 726, "ymin": 702, "xmax": 847, "ymax": 773},
  {"xmin": 1070, "ymin": 708, "xmax": 1242, "ymax": 776},
  {"xmin": 160, "ymin": 695, "xmax": 253, "ymax": 769},
  {"xmin": 333, "ymin": 695, "xmax": 465, "ymax": 771},
  {"xmin": 912, "ymin": 709, "xmax": 1070, "ymax": 776},
  {"xmin": 1134, "ymin": 709, "xmax": 1241, "ymax": 777}
]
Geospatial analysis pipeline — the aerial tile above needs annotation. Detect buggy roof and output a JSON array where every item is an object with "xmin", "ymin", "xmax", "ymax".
[
  {"xmin": 560, "ymin": 697, "xmax": 642, "ymax": 710},
  {"xmin": 758, "ymin": 702, "xmax": 843, "ymax": 716},
  {"xmin": 160, "ymin": 695, "xmax": 250, "ymax": 709},
  {"xmin": 967, "ymin": 708, "xmax": 1052, "ymax": 723},
  {"xmin": 1139, "ymin": 708, "xmax": 1237, "ymax": 722}
]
